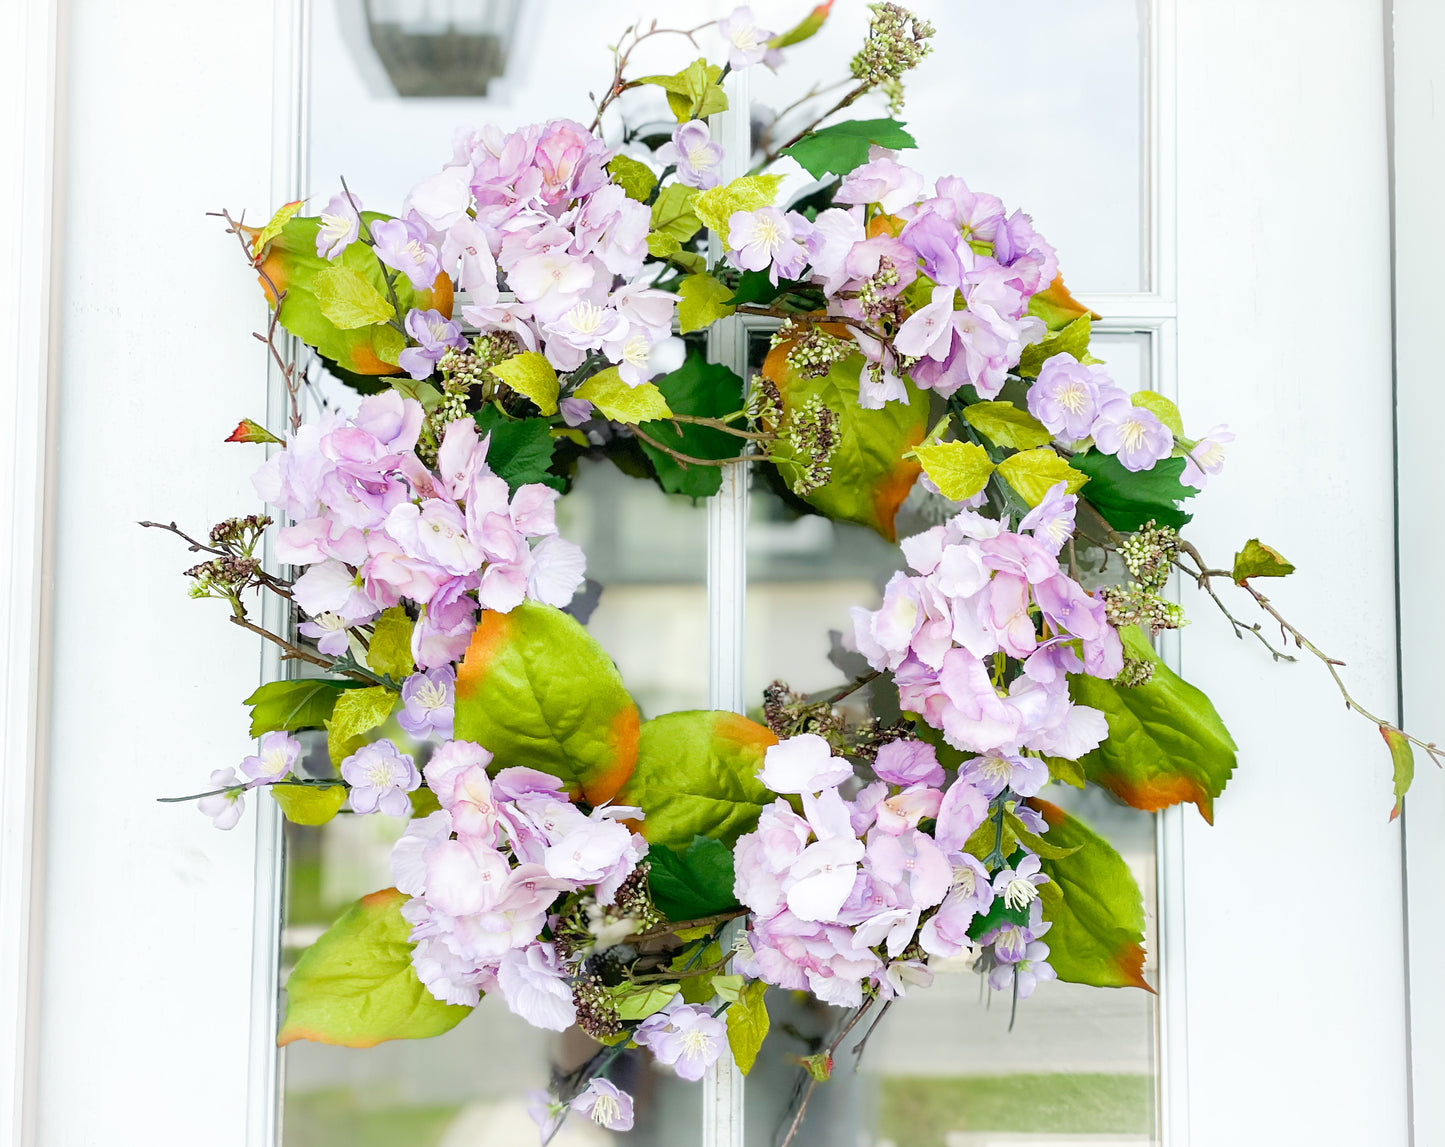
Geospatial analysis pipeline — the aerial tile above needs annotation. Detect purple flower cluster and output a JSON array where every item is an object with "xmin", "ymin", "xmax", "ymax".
[
  {"xmin": 733, "ymin": 733, "xmax": 1060, "ymax": 1005},
  {"xmin": 390, "ymin": 740, "xmax": 647, "ymax": 1020},
  {"xmin": 727, "ymin": 148, "xmax": 1057, "ymax": 408},
  {"xmin": 253, "ymin": 393, "xmax": 585, "ymax": 669},
  {"xmin": 357, "ymin": 117, "xmax": 685, "ymax": 386},
  {"xmin": 1028, "ymin": 353, "xmax": 1174, "ymax": 473},
  {"xmin": 853, "ymin": 505, "xmax": 1121, "ymax": 759}
]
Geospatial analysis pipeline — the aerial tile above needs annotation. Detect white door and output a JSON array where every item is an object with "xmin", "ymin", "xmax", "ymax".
[{"xmin": 1, "ymin": 1, "xmax": 1429, "ymax": 1145}]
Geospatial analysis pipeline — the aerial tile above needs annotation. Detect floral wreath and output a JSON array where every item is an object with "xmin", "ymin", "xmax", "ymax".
[{"xmin": 152, "ymin": 5, "xmax": 1437, "ymax": 1142}]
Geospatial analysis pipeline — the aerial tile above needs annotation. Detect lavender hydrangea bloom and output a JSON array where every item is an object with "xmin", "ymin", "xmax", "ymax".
[
  {"xmin": 657, "ymin": 120, "xmax": 725, "ymax": 189},
  {"xmin": 315, "ymin": 192, "xmax": 361, "ymax": 259},
  {"xmin": 371, "ymin": 215, "xmax": 442, "ymax": 290},
  {"xmin": 341, "ymin": 739, "xmax": 420, "ymax": 816},
  {"xmin": 569, "ymin": 1078, "xmax": 634, "ymax": 1132},
  {"xmin": 241, "ymin": 730, "xmax": 301, "ymax": 786},
  {"xmin": 872, "ymin": 739, "xmax": 944, "ymax": 787},
  {"xmin": 717, "ymin": 6, "xmax": 776, "ymax": 69},
  {"xmin": 988, "ymin": 939, "xmax": 1057, "ymax": 999},
  {"xmin": 298, "ymin": 611, "xmax": 351, "ymax": 655},
  {"xmin": 1018, "ymin": 481, "xmax": 1077, "ymax": 554},
  {"xmin": 634, "ymin": 1002, "xmax": 726, "ymax": 1081},
  {"xmin": 1180, "ymin": 424, "xmax": 1235, "ymax": 489},
  {"xmin": 198, "ymin": 768, "xmax": 245, "ymax": 830},
  {"xmin": 397, "ymin": 666, "xmax": 455, "ymax": 740},
  {"xmin": 397, "ymin": 308, "xmax": 466, "ymax": 381},
  {"xmin": 757, "ymin": 733, "xmax": 854, "ymax": 794},
  {"xmin": 963, "ymin": 751, "xmax": 1050, "ymax": 800},
  {"xmin": 727, "ymin": 207, "xmax": 812, "ymax": 284},
  {"xmin": 1028, "ymin": 353, "xmax": 1109, "ymax": 441},
  {"xmin": 1092, "ymin": 400, "xmax": 1174, "ymax": 472}
]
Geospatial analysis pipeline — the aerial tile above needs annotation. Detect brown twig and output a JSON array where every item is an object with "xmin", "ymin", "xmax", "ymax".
[
  {"xmin": 820, "ymin": 669, "xmax": 881, "ymax": 706},
  {"xmin": 779, "ymin": 999, "xmax": 876, "ymax": 1147},
  {"xmin": 139, "ymin": 520, "xmax": 293, "ymax": 598},
  {"xmin": 667, "ymin": 413, "xmax": 771, "ymax": 441},
  {"xmin": 631, "ymin": 425, "xmax": 743, "ymax": 468},
  {"xmin": 757, "ymin": 81, "xmax": 871, "ymax": 170},
  {"xmin": 626, "ymin": 909, "xmax": 748, "ymax": 946},
  {"xmin": 587, "ymin": 19, "xmax": 714, "ymax": 135}
]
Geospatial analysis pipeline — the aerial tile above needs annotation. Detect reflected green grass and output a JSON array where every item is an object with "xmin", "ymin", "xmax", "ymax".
[
  {"xmin": 878, "ymin": 1073, "xmax": 1153, "ymax": 1144},
  {"xmin": 284, "ymin": 1088, "xmax": 460, "ymax": 1147}
]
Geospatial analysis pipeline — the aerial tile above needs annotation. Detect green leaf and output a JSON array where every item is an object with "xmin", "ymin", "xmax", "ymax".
[
  {"xmin": 252, "ymin": 199, "xmax": 305, "ymax": 257},
  {"xmin": 615, "ymin": 710, "xmax": 776, "ymax": 848},
  {"xmin": 611, "ymin": 983, "xmax": 680, "ymax": 1021},
  {"xmin": 1026, "ymin": 275, "xmax": 1095, "ymax": 333},
  {"xmin": 472, "ymin": 408, "xmax": 561, "ymax": 492},
  {"xmin": 770, "ymin": 1, "xmax": 833, "ymax": 47},
  {"xmin": 638, "ymin": 354, "xmax": 746, "ymax": 498},
  {"xmin": 489, "ymin": 351, "xmax": 559, "ymax": 416},
  {"xmin": 780, "ymin": 118, "xmax": 917, "ymax": 180},
  {"xmin": 366, "ymin": 606, "xmax": 414, "ymax": 681},
  {"xmin": 1003, "ymin": 810, "xmax": 1083, "ymax": 860},
  {"xmin": 1383, "ymin": 726, "xmax": 1415, "ymax": 820},
  {"xmin": 409, "ymin": 786, "xmax": 442, "ymax": 817},
  {"xmin": 1070, "ymin": 450, "xmax": 1198, "ymax": 532},
  {"xmin": 635, "ymin": 59, "xmax": 728, "ymax": 121},
  {"xmin": 646, "ymin": 835, "xmax": 741, "ymax": 921},
  {"xmin": 258, "ymin": 213, "xmax": 450, "ymax": 376},
  {"xmin": 649, "ymin": 184, "xmax": 703, "ymax": 246},
  {"xmin": 454, "ymin": 602, "xmax": 640, "ymax": 804},
  {"xmin": 1131, "ymin": 391, "xmax": 1184, "ymax": 437},
  {"xmin": 1026, "ymin": 799, "xmax": 1152, "ymax": 991},
  {"xmin": 996, "ymin": 448, "xmax": 1089, "ymax": 507},
  {"xmin": 607, "ymin": 154, "xmax": 658, "ymax": 202},
  {"xmin": 1016, "ymin": 316, "xmax": 1092, "ymax": 378},
  {"xmin": 1070, "ymin": 626, "xmax": 1236, "ymax": 822},
  {"xmin": 693, "ymin": 174, "xmax": 785, "ymax": 240},
  {"xmin": 726, "ymin": 980, "xmax": 770, "ymax": 1075},
  {"xmin": 311, "ymin": 262, "xmax": 395, "ymax": 329},
  {"xmin": 326, "ymin": 685, "xmax": 398, "ymax": 766},
  {"xmin": 225, "ymin": 417, "xmax": 283, "ymax": 445},
  {"xmin": 271, "ymin": 784, "xmax": 349, "ymax": 826},
  {"xmin": 1231, "ymin": 538, "xmax": 1296, "ymax": 583},
  {"xmin": 726, "ymin": 269, "xmax": 791, "ymax": 307},
  {"xmin": 575, "ymin": 368, "xmax": 673, "ymax": 424},
  {"xmin": 913, "ymin": 440, "xmax": 995, "ymax": 501},
  {"xmin": 962, "ymin": 402, "xmax": 1054, "ymax": 450},
  {"xmin": 244, "ymin": 678, "xmax": 355, "ymax": 738},
  {"xmin": 278, "ymin": 887, "xmax": 472, "ymax": 1047},
  {"xmin": 677, "ymin": 273, "xmax": 736, "ymax": 334},
  {"xmin": 763, "ymin": 345, "xmax": 929, "ymax": 542},
  {"xmin": 711, "ymin": 974, "xmax": 745, "ymax": 1003}
]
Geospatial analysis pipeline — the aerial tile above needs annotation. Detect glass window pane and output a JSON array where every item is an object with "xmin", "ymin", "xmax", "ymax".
[
  {"xmin": 749, "ymin": 0, "xmax": 1148, "ymax": 293},
  {"xmin": 742, "ymin": 330, "xmax": 1159, "ymax": 1147},
  {"xmin": 1090, "ymin": 330, "xmax": 1153, "ymax": 394}
]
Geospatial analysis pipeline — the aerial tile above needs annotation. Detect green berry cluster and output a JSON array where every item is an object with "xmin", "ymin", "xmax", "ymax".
[{"xmin": 850, "ymin": 3, "xmax": 936, "ymax": 112}]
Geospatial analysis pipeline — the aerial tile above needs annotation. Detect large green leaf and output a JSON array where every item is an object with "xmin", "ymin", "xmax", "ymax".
[
  {"xmin": 454, "ymin": 602, "xmax": 640, "ymax": 804},
  {"xmin": 615, "ymin": 711, "xmax": 776, "ymax": 848},
  {"xmin": 1070, "ymin": 626, "xmax": 1236, "ymax": 822},
  {"xmin": 646, "ymin": 835, "xmax": 741, "ymax": 921},
  {"xmin": 1070, "ymin": 450, "xmax": 1198, "ymax": 532},
  {"xmin": 780, "ymin": 118, "xmax": 917, "ymax": 179},
  {"xmin": 962, "ymin": 401, "xmax": 1053, "ymax": 450},
  {"xmin": 764, "ymin": 344, "xmax": 929, "ymax": 542},
  {"xmin": 244, "ymin": 678, "xmax": 358, "ymax": 738},
  {"xmin": 279, "ymin": 887, "xmax": 472, "ymax": 1047},
  {"xmin": 638, "ymin": 354, "xmax": 746, "ymax": 498},
  {"xmin": 473, "ymin": 408, "xmax": 561, "ymax": 492},
  {"xmin": 257, "ymin": 213, "xmax": 451, "ymax": 375},
  {"xmin": 1025, "ymin": 800, "xmax": 1152, "ymax": 991}
]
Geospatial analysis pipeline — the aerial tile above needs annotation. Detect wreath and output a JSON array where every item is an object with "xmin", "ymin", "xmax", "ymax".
[{"xmin": 152, "ymin": 5, "xmax": 1435, "ymax": 1141}]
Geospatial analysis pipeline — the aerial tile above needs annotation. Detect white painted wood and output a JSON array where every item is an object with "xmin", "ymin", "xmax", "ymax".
[
  {"xmin": 1173, "ymin": 2, "xmax": 1408, "ymax": 1143},
  {"xmin": 0, "ymin": 0, "xmax": 61, "ymax": 1142},
  {"xmin": 1390, "ymin": 1, "xmax": 1445, "ymax": 1142},
  {"xmin": 34, "ymin": 2, "xmax": 280, "ymax": 1144}
]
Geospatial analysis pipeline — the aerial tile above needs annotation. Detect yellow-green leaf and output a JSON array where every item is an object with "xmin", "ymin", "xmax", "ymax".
[
  {"xmin": 635, "ymin": 59, "xmax": 728, "ymax": 121},
  {"xmin": 366, "ymin": 606, "xmax": 414, "ymax": 681},
  {"xmin": 650, "ymin": 184, "xmax": 703, "ymax": 246},
  {"xmin": 489, "ymin": 351, "xmax": 559, "ymax": 416},
  {"xmin": 278, "ymin": 887, "xmax": 472, "ymax": 1047},
  {"xmin": 678, "ymin": 273, "xmax": 736, "ymax": 334},
  {"xmin": 914, "ymin": 440, "xmax": 995, "ymax": 501},
  {"xmin": 1383, "ymin": 726, "xmax": 1415, "ymax": 821},
  {"xmin": 607, "ymin": 154, "xmax": 658, "ymax": 202},
  {"xmin": 326, "ymin": 685, "xmax": 398, "ymax": 765},
  {"xmin": 574, "ymin": 368, "xmax": 673, "ymax": 424},
  {"xmin": 252, "ymin": 199, "xmax": 304, "ymax": 257},
  {"xmin": 1231, "ymin": 538, "xmax": 1295, "ymax": 584},
  {"xmin": 1017, "ymin": 315, "xmax": 1093, "ymax": 378},
  {"xmin": 725, "ymin": 979, "xmax": 769, "ymax": 1075},
  {"xmin": 311, "ymin": 262, "xmax": 395, "ymax": 329},
  {"xmin": 962, "ymin": 402, "xmax": 1053, "ymax": 450},
  {"xmin": 271, "ymin": 783, "xmax": 349, "ymax": 826},
  {"xmin": 1131, "ymin": 391, "xmax": 1184, "ymax": 437},
  {"xmin": 996, "ymin": 448, "xmax": 1088, "ymax": 507},
  {"xmin": 693, "ymin": 174, "xmax": 785, "ymax": 241},
  {"xmin": 612, "ymin": 983, "xmax": 680, "ymax": 1021}
]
